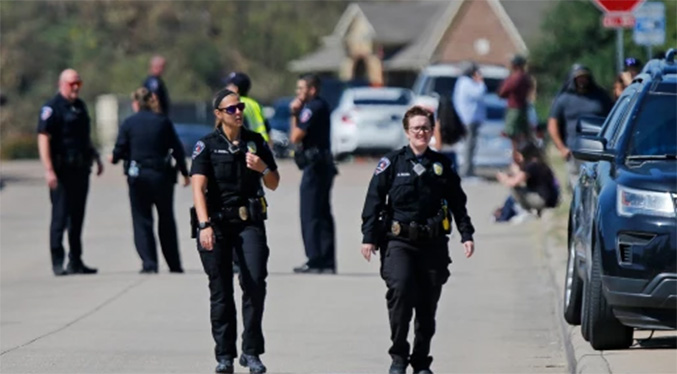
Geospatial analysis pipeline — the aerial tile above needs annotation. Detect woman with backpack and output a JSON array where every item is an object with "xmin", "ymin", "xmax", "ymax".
[{"xmin": 432, "ymin": 94, "xmax": 466, "ymax": 171}]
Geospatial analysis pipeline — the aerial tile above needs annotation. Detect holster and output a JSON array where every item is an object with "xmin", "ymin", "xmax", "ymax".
[
  {"xmin": 293, "ymin": 147, "xmax": 330, "ymax": 170},
  {"xmin": 189, "ymin": 206, "xmax": 198, "ymax": 239}
]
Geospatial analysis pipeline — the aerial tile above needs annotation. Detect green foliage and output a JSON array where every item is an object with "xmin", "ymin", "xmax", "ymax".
[
  {"xmin": 529, "ymin": 0, "xmax": 677, "ymax": 118},
  {"xmin": 0, "ymin": 0, "xmax": 348, "ymax": 158}
]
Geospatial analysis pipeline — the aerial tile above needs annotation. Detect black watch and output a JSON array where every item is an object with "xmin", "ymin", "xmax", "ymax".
[{"xmin": 198, "ymin": 221, "xmax": 211, "ymax": 230}]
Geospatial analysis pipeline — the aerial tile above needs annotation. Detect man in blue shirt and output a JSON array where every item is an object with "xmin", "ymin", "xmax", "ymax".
[
  {"xmin": 452, "ymin": 63, "xmax": 486, "ymax": 177},
  {"xmin": 143, "ymin": 55, "xmax": 170, "ymax": 116}
]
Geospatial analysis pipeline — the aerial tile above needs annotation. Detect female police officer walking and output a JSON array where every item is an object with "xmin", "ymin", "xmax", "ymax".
[
  {"xmin": 110, "ymin": 87, "xmax": 189, "ymax": 273},
  {"xmin": 360, "ymin": 106, "xmax": 475, "ymax": 374},
  {"xmin": 191, "ymin": 88, "xmax": 279, "ymax": 374}
]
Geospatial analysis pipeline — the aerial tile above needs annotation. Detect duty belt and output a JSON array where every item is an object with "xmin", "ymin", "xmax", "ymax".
[
  {"xmin": 213, "ymin": 197, "xmax": 268, "ymax": 224},
  {"xmin": 390, "ymin": 220, "xmax": 441, "ymax": 241}
]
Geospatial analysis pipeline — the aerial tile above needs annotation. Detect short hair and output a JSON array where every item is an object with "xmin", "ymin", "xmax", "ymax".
[
  {"xmin": 402, "ymin": 106, "xmax": 435, "ymax": 130},
  {"xmin": 299, "ymin": 73, "xmax": 321, "ymax": 92},
  {"xmin": 518, "ymin": 141, "xmax": 542, "ymax": 161}
]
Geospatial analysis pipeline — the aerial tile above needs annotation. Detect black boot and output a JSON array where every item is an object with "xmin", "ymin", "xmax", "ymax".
[
  {"xmin": 215, "ymin": 357, "xmax": 234, "ymax": 374},
  {"xmin": 239, "ymin": 354, "xmax": 266, "ymax": 374},
  {"xmin": 389, "ymin": 359, "xmax": 407, "ymax": 374},
  {"xmin": 66, "ymin": 261, "xmax": 98, "ymax": 274}
]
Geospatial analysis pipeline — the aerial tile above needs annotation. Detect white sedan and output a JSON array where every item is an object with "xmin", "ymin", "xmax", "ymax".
[{"xmin": 331, "ymin": 87, "xmax": 413, "ymax": 157}]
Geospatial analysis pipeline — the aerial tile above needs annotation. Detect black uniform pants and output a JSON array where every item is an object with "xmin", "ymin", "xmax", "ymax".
[
  {"xmin": 300, "ymin": 160, "xmax": 336, "ymax": 269},
  {"xmin": 128, "ymin": 170, "xmax": 182, "ymax": 272},
  {"xmin": 198, "ymin": 222, "xmax": 269, "ymax": 360},
  {"xmin": 49, "ymin": 169, "xmax": 90, "ymax": 268},
  {"xmin": 380, "ymin": 238, "xmax": 451, "ymax": 369}
]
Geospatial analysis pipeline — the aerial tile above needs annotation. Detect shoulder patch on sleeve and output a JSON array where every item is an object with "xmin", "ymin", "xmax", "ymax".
[
  {"xmin": 192, "ymin": 141, "xmax": 205, "ymax": 159},
  {"xmin": 41, "ymin": 106, "xmax": 53, "ymax": 121},
  {"xmin": 299, "ymin": 107, "xmax": 313, "ymax": 123},
  {"xmin": 374, "ymin": 157, "xmax": 391, "ymax": 175}
]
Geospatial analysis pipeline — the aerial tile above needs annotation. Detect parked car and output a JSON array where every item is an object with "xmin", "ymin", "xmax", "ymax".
[
  {"xmin": 411, "ymin": 63, "xmax": 509, "ymax": 105},
  {"xmin": 330, "ymin": 87, "xmax": 413, "ymax": 157},
  {"xmin": 267, "ymin": 96, "xmax": 294, "ymax": 158},
  {"xmin": 563, "ymin": 51, "xmax": 677, "ymax": 350},
  {"xmin": 174, "ymin": 122, "xmax": 213, "ymax": 156}
]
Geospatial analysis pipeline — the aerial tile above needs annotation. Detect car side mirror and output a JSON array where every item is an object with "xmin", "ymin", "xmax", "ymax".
[
  {"xmin": 571, "ymin": 135, "xmax": 614, "ymax": 162},
  {"xmin": 576, "ymin": 115, "xmax": 606, "ymax": 136}
]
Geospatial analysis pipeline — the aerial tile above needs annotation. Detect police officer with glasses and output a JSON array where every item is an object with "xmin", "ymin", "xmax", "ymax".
[
  {"xmin": 191, "ymin": 88, "xmax": 279, "ymax": 374},
  {"xmin": 361, "ymin": 106, "xmax": 475, "ymax": 374}
]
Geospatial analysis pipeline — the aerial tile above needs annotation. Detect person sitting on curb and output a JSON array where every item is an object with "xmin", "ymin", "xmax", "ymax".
[{"xmin": 493, "ymin": 142, "xmax": 559, "ymax": 223}]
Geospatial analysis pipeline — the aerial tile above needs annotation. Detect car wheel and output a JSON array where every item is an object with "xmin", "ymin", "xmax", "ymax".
[
  {"xmin": 588, "ymin": 240, "xmax": 634, "ymax": 350},
  {"xmin": 563, "ymin": 234, "xmax": 583, "ymax": 325}
]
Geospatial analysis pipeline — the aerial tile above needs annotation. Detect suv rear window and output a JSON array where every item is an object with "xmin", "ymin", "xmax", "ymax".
[{"xmin": 627, "ymin": 93, "xmax": 677, "ymax": 156}]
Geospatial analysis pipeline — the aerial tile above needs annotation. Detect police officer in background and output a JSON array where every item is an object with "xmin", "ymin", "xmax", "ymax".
[
  {"xmin": 143, "ymin": 55, "xmax": 170, "ymax": 116},
  {"xmin": 109, "ymin": 87, "xmax": 190, "ymax": 274},
  {"xmin": 361, "ymin": 106, "xmax": 475, "ymax": 374},
  {"xmin": 37, "ymin": 68, "xmax": 104, "ymax": 276},
  {"xmin": 289, "ymin": 73, "xmax": 337, "ymax": 274},
  {"xmin": 191, "ymin": 88, "xmax": 280, "ymax": 374}
]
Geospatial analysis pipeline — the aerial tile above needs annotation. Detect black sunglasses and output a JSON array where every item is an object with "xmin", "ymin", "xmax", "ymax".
[{"xmin": 217, "ymin": 102, "xmax": 246, "ymax": 114}]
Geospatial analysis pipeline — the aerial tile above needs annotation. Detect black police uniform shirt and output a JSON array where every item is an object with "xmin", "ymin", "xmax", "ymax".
[
  {"xmin": 143, "ymin": 75, "xmax": 170, "ymax": 115},
  {"xmin": 111, "ymin": 109, "xmax": 188, "ymax": 176},
  {"xmin": 37, "ymin": 93, "xmax": 94, "ymax": 167},
  {"xmin": 297, "ymin": 97, "xmax": 331, "ymax": 151},
  {"xmin": 361, "ymin": 146, "xmax": 475, "ymax": 244},
  {"xmin": 190, "ymin": 127, "xmax": 277, "ymax": 210}
]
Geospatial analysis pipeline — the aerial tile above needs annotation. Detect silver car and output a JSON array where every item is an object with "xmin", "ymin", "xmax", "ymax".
[{"xmin": 331, "ymin": 87, "xmax": 413, "ymax": 157}]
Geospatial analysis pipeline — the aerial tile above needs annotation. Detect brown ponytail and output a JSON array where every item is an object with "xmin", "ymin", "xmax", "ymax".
[{"xmin": 131, "ymin": 87, "xmax": 160, "ymax": 113}]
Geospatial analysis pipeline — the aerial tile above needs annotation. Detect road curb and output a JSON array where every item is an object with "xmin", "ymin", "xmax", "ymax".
[{"xmin": 540, "ymin": 214, "xmax": 611, "ymax": 374}]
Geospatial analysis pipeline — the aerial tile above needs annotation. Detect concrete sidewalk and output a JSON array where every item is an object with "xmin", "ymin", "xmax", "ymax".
[{"xmin": 1, "ymin": 160, "xmax": 567, "ymax": 373}]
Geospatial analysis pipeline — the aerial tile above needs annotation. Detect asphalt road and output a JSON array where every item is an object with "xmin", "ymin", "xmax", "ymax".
[{"xmin": 2, "ymin": 159, "xmax": 569, "ymax": 373}]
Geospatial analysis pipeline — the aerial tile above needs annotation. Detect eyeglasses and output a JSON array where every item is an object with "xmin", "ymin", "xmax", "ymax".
[
  {"xmin": 409, "ymin": 125, "xmax": 432, "ymax": 134},
  {"xmin": 217, "ymin": 102, "xmax": 246, "ymax": 114}
]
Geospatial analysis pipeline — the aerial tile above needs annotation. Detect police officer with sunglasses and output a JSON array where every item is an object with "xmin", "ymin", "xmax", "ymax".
[
  {"xmin": 191, "ymin": 88, "xmax": 280, "ymax": 374},
  {"xmin": 37, "ymin": 68, "xmax": 104, "ymax": 276},
  {"xmin": 360, "ymin": 106, "xmax": 475, "ymax": 374}
]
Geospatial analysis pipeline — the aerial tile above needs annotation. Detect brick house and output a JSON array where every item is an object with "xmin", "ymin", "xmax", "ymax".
[{"xmin": 289, "ymin": 0, "xmax": 556, "ymax": 87}]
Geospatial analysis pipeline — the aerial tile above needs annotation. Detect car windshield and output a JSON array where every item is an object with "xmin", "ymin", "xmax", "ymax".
[
  {"xmin": 353, "ymin": 91, "xmax": 411, "ymax": 106},
  {"xmin": 626, "ymin": 93, "xmax": 677, "ymax": 157}
]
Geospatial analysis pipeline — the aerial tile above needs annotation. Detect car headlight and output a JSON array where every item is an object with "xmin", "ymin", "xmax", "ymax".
[{"xmin": 617, "ymin": 185, "xmax": 676, "ymax": 218}]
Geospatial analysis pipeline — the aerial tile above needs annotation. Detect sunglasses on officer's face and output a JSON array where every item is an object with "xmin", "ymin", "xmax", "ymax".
[{"xmin": 217, "ymin": 102, "xmax": 246, "ymax": 115}]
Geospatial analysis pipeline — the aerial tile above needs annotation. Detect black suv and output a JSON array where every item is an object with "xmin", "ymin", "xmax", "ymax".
[{"xmin": 563, "ymin": 50, "xmax": 677, "ymax": 350}]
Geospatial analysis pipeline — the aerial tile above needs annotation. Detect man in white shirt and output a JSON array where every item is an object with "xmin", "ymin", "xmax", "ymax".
[{"xmin": 452, "ymin": 63, "xmax": 487, "ymax": 177}]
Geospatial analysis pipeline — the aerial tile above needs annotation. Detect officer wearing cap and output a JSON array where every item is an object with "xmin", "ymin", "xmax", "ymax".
[
  {"xmin": 361, "ymin": 106, "xmax": 475, "ymax": 374},
  {"xmin": 225, "ymin": 72, "xmax": 271, "ymax": 146},
  {"xmin": 191, "ymin": 88, "xmax": 280, "ymax": 374},
  {"xmin": 109, "ymin": 87, "xmax": 190, "ymax": 274},
  {"xmin": 37, "ymin": 68, "xmax": 104, "ymax": 276},
  {"xmin": 143, "ymin": 55, "xmax": 171, "ymax": 116}
]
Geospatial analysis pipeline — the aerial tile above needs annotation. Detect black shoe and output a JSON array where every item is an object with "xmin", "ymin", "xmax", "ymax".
[
  {"xmin": 389, "ymin": 361, "xmax": 407, "ymax": 374},
  {"xmin": 66, "ymin": 262, "xmax": 98, "ymax": 274},
  {"xmin": 169, "ymin": 268, "xmax": 184, "ymax": 273},
  {"xmin": 52, "ymin": 266, "xmax": 67, "ymax": 276},
  {"xmin": 233, "ymin": 263, "xmax": 240, "ymax": 274},
  {"xmin": 322, "ymin": 267, "xmax": 336, "ymax": 274},
  {"xmin": 215, "ymin": 358, "xmax": 234, "ymax": 374},
  {"xmin": 139, "ymin": 268, "xmax": 158, "ymax": 274},
  {"xmin": 239, "ymin": 354, "xmax": 266, "ymax": 374},
  {"xmin": 413, "ymin": 369, "xmax": 433, "ymax": 374},
  {"xmin": 293, "ymin": 264, "xmax": 323, "ymax": 274}
]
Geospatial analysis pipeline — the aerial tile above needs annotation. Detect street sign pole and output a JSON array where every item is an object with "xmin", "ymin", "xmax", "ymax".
[{"xmin": 617, "ymin": 28, "xmax": 624, "ymax": 74}]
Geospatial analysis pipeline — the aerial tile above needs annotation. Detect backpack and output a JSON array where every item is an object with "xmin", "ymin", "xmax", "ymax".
[{"xmin": 438, "ymin": 95, "xmax": 466, "ymax": 145}]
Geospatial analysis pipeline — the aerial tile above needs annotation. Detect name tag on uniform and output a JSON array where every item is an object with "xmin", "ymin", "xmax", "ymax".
[{"xmin": 214, "ymin": 149, "xmax": 229, "ymax": 154}]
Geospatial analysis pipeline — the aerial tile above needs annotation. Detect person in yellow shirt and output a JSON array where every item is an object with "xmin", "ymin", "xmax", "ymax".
[{"xmin": 225, "ymin": 72, "xmax": 272, "ymax": 147}]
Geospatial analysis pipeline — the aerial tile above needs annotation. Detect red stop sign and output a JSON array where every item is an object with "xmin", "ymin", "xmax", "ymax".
[{"xmin": 593, "ymin": 0, "xmax": 645, "ymax": 13}]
